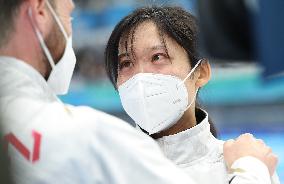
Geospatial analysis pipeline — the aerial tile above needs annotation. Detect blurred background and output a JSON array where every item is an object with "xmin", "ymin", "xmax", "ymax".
[{"xmin": 60, "ymin": 0, "xmax": 283, "ymax": 181}]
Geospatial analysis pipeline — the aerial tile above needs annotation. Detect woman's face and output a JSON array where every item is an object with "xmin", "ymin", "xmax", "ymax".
[{"xmin": 117, "ymin": 21, "xmax": 208, "ymax": 102}]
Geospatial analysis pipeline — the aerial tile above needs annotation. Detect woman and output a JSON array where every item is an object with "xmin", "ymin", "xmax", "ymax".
[{"xmin": 104, "ymin": 6, "xmax": 279, "ymax": 184}]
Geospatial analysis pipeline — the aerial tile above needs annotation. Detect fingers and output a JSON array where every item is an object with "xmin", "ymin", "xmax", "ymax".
[
  {"xmin": 237, "ymin": 133, "xmax": 254, "ymax": 141},
  {"xmin": 266, "ymin": 147, "xmax": 272, "ymax": 155},
  {"xmin": 223, "ymin": 139, "xmax": 236, "ymax": 168},
  {"xmin": 266, "ymin": 153, "xmax": 278, "ymax": 176},
  {"xmin": 223, "ymin": 133, "xmax": 279, "ymax": 177},
  {"xmin": 268, "ymin": 153, "xmax": 278, "ymax": 165},
  {"xmin": 239, "ymin": 133, "xmax": 253, "ymax": 138},
  {"xmin": 256, "ymin": 139, "xmax": 265, "ymax": 145},
  {"xmin": 224, "ymin": 139, "xmax": 234, "ymax": 148}
]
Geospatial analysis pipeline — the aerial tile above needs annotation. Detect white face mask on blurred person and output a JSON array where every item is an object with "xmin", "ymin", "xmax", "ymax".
[
  {"xmin": 118, "ymin": 60, "xmax": 201, "ymax": 135},
  {"xmin": 28, "ymin": 0, "xmax": 76, "ymax": 95}
]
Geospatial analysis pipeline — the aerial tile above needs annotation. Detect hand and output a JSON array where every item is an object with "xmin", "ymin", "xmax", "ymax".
[{"xmin": 223, "ymin": 133, "xmax": 278, "ymax": 176}]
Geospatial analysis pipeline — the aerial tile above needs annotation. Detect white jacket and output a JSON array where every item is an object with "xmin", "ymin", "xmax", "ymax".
[
  {"xmin": 0, "ymin": 56, "xmax": 276, "ymax": 184},
  {"xmin": 156, "ymin": 109, "xmax": 281, "ymax": 184}
]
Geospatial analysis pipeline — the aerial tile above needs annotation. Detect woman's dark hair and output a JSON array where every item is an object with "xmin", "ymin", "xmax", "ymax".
[{"xmin": 104, "ymin": 6, "xmax": 218, "ymax": 138}]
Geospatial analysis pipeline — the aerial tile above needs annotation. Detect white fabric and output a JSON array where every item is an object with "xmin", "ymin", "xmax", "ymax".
[
  {"xmin": 0, "ymin": 56, "xmax": 195, "ymax": 184},
  {"xmin": 155, "ymin": 109, "xmax": 280, "ymax": 184},
  {"xmin": 231, "ymin": 156, "xmax": 281, "ymax": 184},
  {"xmin": 46, "ymin": 36, "xmax": 76, "ymax": 95},
  {"xmin": 0, "ymin": 56, "xmax": 276, "ymax": 184}
]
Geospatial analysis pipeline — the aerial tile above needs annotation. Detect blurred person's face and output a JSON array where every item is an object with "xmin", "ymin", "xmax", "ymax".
[{"xmin": 27, "ymin": 0, "xmax": 76, "ymax": 94}]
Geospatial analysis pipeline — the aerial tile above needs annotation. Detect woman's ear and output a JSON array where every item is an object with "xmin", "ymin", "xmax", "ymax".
[{"xmin": 195, "ymin": 59, "xmax": 211, "ymax": 88}]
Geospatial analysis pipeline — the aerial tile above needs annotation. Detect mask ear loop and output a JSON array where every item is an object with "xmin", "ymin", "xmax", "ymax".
[
  {"xmin": 186, "ymin": 88, "xmax": 199, "ymax": 109},
  {"xmin": 45, "ymin": 0, "xmax": 68, "ymax": 40},
  {"xmin": 28, "ymin": 7, "xmax": 56, "ymax": 68},
  {"xmin": 177, "ymin": 59, "xmax": 202, "ymax": 112},
  {"xmin": 177, "ymin": 59, "xmax": 202, "ymax": 88}
]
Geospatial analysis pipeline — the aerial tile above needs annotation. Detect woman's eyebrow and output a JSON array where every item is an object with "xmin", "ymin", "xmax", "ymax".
[
  {"xmin": 118, "ymin": 45, "xmax": 166, "ymax": 58},
  {"xmin": 148, "ymin": 45, "xmax": 167, "ymax": 51}
]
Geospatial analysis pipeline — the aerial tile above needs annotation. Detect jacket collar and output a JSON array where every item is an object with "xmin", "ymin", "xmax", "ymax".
[{"xmin": 156, "ymin": 109, "xmax": 220, "ymax": 166}]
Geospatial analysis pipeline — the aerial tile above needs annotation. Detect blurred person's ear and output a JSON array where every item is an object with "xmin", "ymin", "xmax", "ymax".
[{"xmin": 27, "ymin": 0, "xmax": 54, "ymax": 38}]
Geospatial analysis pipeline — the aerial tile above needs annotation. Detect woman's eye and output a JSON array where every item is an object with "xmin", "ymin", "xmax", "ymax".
[
  {"xmin": 151, "ymin": 53, "xmax": 167, "ymax": 63},
  {"xmin": 119, "ymin": 61, "xmax": 133, "ymax": 70}
]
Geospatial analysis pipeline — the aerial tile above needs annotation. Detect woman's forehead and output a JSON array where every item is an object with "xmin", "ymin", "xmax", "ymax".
[{"xmin": 118, "ymin": 22, "xmax": 162, "ymax": 49}]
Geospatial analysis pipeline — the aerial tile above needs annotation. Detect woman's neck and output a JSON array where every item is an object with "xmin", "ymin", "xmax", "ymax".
[{"xmin": 151, "ymin": 108, "xmax": 197, "ymax": 139}]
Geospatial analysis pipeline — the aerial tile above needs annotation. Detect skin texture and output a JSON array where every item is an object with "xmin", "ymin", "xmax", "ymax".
[
  {"xmin": 0, "ymin": 0, "xmax": 75, "ymax": 79},
  {"xmin": 117, "ymin": 21, "xmax": 211, "ymax": 138}
]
